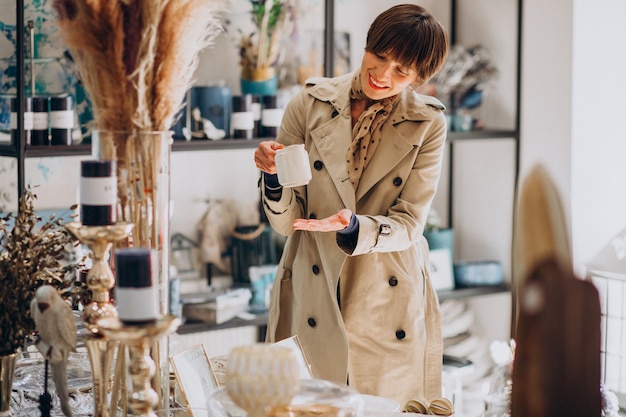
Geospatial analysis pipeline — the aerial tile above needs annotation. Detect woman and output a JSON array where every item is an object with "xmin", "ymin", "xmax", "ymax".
[{"xmin": 254, "ymin": 4, "xmax": 449, "ymax": 406}]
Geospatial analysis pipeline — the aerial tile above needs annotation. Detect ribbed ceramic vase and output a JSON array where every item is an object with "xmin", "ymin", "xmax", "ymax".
[
  {"xmin": 226, "ymin": 344, "xmax": 300, "ymax": 417},
  {"xmin": 0, "ymin": 353, "xmax": 17, "ymax": 417}
]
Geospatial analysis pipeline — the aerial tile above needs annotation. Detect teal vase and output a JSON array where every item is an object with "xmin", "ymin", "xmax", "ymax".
[
  {"xmin": 240, "ymin": 75, "xmax": 278, "ymax": 97},
  {"xmin": 424, "ymin": 228, "xmax": 454, "ymax": 253}
]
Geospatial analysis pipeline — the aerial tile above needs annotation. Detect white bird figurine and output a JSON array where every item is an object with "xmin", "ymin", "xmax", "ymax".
[{"xmin": 30, "ymin": 285, "xmax": 77, "ymax": 417}]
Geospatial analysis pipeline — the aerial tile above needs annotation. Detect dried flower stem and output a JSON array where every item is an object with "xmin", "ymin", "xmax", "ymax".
[{"xmin": 0, "ymin": 187, "xmax": 82, "ymax": 356}]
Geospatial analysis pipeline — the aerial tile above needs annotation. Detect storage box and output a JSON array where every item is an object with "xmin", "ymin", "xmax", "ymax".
[
  {"xmin": 182, "ymin": 288, "xmax": 251, "ymax": 324},
  {"xmin": 453, "ymin": 260, "xmax": 503, "ymax": 288}
]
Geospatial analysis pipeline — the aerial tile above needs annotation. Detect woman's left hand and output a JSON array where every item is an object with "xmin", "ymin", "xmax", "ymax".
[{"xmin": 293, "ymin": 209, "xmax": 353, "ymax": 232}]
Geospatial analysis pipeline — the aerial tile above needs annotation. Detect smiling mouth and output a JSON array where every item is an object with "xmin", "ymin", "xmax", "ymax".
[{"xmin": 369, "ymin": 74, "xmax": 387, "ymax": 89}]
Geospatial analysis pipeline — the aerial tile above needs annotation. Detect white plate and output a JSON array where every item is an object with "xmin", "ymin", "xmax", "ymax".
[{"xmin": 361, "ymin": 394, "xmax": 401, "ymax": 414}]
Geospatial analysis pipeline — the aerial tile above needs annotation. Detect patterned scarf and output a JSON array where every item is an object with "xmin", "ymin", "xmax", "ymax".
[{"xmin": 347, "ymin": 72, "xmax": 397, "ymax": 189}]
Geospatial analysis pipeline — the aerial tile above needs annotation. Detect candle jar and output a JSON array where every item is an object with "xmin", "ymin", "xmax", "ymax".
[
  {"xmin": 30, "ymin": 96, "xmax": 49, "ymax": 146},
  {"xmin": 261, "ymin": 95, "xmax": 283, "ymax": 138},
  {"xmin": 50, "ymin": 95, "xmax": 74, "ymax": 145},
  {"xmin": 10, "ymin": 97, "xmax": 33, "ymax": 146},
  {"xmin": 231, "ymin": 95, "xmax": 254, "ymax": 139},
  {"xmin": 251, "ymin": 94, "xmax": 261, "ymax": 138},
  {"xmin": 115, "ymin": 248, "xmax": 159, "ymax": 325},
  {"xmin": 80, "ymin": 160, "xmax": 117, "ymax": 226}
]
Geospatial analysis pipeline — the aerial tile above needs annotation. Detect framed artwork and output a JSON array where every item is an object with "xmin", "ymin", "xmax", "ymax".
[
  {"xmin": 428, "ymin": 248, "xmax": 455, "ymax": 291},
  {"xmin": 170, "ymin": 344, "xmax": 219, "ymax": 416}
]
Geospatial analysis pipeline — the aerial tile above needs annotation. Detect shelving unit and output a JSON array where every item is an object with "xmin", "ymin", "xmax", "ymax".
[
  {"xmin": 3, "ymin": 0, "xmax": 520, "ymax": 307},
  {"xmin": 0, "ymin": 129, "xmax": 519, "ymax": 159}
]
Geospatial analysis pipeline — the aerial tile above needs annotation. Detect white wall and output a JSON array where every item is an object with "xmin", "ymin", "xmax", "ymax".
[
  {"xmin": 570, "ymin": 0, "xmax": 626, "ymax": 270},
  {"xmin": 521, "ymin": 0, "xmax": 626, "ymax": 273}
]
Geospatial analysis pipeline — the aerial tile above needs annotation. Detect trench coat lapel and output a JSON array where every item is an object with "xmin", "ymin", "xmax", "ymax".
[
  {"xmin": 310, "ymin": 113, "xmax": 356, "ymax": 211},
  {"xmin": 308, "ymin": 73, "xmax": 356, "ymax": 211}
]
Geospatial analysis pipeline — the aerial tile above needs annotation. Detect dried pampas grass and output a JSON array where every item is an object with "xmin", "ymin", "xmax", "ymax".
[
  {"xmin": 52, "ymin": 0, "xmax": 227, "ymax": 132},
  {"xmin": 51, "ymin": 0, "xmax": 227, "ymax": 244}
]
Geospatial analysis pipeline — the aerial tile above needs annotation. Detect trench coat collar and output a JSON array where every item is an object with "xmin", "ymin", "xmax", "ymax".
[{"xmin": 306, "ymin": 72, "xmax": 445, "ymax": 206}]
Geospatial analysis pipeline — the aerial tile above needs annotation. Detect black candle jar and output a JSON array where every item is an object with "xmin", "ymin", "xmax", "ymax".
[
  {"xmin": 50, "ymin": 95, "xmax": 74, "ymax": 146},
  {"xmin": 80, "ymin": 160, "xmax": 117, "ymax": 226},
  {"xmin": 115, "ymin": 248, "xmax": 159, "ymax": 324},
  {"xmin": 10, "ymin": 97, "xmax": 33, "ymax": 146},
  {"xmin": 30, "ymin": 96, "xmax": 49, "ymax": 146},
  {"xmin": 261, "ymin": 95, "xmax": 283, "ymax": 138},
  {"xmin": 231, "ymin": 94, "xmax": 254, "ymax": 139}
]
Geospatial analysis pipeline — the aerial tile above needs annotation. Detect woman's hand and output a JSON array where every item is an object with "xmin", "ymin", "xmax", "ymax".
[
  {"xmin": 254, "ymin": 140, "xmax": 284, "ymax": 174},
  {"xmin": 293, "ymin": 209, "xmax": 353, "ymax": 232}
]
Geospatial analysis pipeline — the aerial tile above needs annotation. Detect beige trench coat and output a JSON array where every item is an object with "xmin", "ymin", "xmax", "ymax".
[{"xmin": 262, "ymin": 71, "xmax": 447, "ymax": 406}]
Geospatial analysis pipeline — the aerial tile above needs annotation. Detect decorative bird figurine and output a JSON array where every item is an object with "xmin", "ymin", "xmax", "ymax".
[{"xmin": 30, "ymin": 285, "xmax": 77, "ymax": 417}]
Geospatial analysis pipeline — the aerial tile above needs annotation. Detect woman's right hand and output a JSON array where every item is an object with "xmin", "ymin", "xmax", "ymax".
[{"xmin": 254, "ymin": 140, "xmax": 284, "ymax": 174}]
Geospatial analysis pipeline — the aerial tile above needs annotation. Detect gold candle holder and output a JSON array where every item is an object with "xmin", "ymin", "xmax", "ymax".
[
  {"xmin": 65, "ymin": 221, "xmax": 134, "ymax": 417},
  {"xmin": 65, "ymin": 222, "xmax": 134, "ymax": 332},
  {"xmin": 98, "ymin": 315, "xmax": 181, "ymax": 417}
]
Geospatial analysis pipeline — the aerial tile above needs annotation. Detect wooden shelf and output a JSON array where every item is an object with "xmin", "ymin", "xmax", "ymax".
[
  {"xmin": 171, "ymin": 138, "xmax": 267, "ymax": 152},
  {"xmin": 0, "ymin": 143, "xmax": 16, "ymax": 157},
  {"xmin": 177, "ymin": 311, "xmax": 268, "ymax": 335},
  {"xmin": 176, "ymin": 284, "xmax": 511, "ymax": 336},
  {"xmin": 437, "ymin": 283, "xmax": 510, "ymax": 301},
  {"xmin": 448, "ymin": 129, "xmax": 518, "ymax": 141},
  {"xmin": 0, "ymin": 130, "xmax": 520, "ymax": 158},
  {"xmin": 25, "ymin": 144, "xmax": 91, "ymax": 157}
]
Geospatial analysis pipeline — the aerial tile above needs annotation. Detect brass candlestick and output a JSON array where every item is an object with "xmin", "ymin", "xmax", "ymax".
[
  {"xmin": 65, "ymin": 221, "xmax": 134, "ymax": 417},
  {"xmin": 98, "ymin": 315, "xmax": 181, "ymax": 417},
  {"xmin": 65, "ymin": 222, "xmax": 134, "ymax": 332}
]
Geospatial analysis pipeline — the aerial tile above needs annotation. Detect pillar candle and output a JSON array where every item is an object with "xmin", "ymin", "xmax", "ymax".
[
  {"xmin": 115, "ymin": 248, "xmax": 159, "ymax": 324},
  {"xmin": 30, "ymin": 96, "xmax": 49, "ymax": 146},
  {"xmin": 50, "ymin": 95, "xmax": 74, "ymax": 146},
  {"xmin": 261, "ymin": 95, "xmax": 283, "ymax": 138},
  {"xmin": 80, "ymin": 160, "xmax": 117, "ymax": 226},
  {"xmin": 10, "ymin": 97, "xmax": 33, "ymax": 146},
  {"xmin": 231, "ymin": 95, "xmax": 254, "ymax": 139},
  {"xmin": 251, "ymin": 94, "xmax": 261, "ymax": 138}
]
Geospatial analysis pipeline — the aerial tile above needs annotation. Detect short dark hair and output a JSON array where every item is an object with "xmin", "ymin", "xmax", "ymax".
[{"xmin": 365, "ymin": 4, "xmax": 449, "ymax": 84}]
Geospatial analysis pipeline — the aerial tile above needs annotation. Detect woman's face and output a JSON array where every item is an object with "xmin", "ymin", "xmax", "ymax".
[{"xmin": 360, "ymin": 51, "xmax": 419, "ymax": 100}]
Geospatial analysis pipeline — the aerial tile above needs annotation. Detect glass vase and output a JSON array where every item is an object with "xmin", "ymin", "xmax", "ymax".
[
  {"xmin": 91, "ymin": 130, "xmax": 173, "ymax": 410},
  {"xmin": 0, "ymin": 353, "xmax": 17, "ymax": 417}
]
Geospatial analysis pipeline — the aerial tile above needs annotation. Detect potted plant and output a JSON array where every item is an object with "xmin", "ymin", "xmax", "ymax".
[
  {"xmin": 423, "ymin": 209, "xmax": 454, "ymax": 255},
  {"xmin": 238, "ymin": 0, "xmax": 293, "ymax": 95},
  {"xmin": 0, "ymin": 186, "xmax": 82, "ymax": 413}
]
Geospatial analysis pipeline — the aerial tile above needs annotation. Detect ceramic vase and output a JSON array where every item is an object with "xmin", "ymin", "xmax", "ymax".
[
  {"xmin": 240, "ymin": 67, "xmax": 278, "ymax": 97},
  {"xmin": 226, "ymin": 344, "xmax": 300, "ymax": 417}
]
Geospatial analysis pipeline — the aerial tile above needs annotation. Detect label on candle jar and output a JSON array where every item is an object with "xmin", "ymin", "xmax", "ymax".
[
  {"xmin": 30, "ymin": 97, "xmax": 49, "ymax": 146},
  {"xmin": 31, "ymin": 111, "xmax": 48, "ymax": 130},
  {"xmin": 80, "ymin": 177, "xmax": 117, "ymax": 204},
  {"xmin": 252, "ymin": 102, "xmax": 262, "ymax": 122},
  {"xmin": 80, "ymin": 160, "xmax": 117, "ymax": 226},
  {"xmin": 49, "ymin": 110, "xmax": 74, "ymax": 129},
  {"xmin": 261, "ymin": 108, "xmax": 284, "ymax": 127},
  {"xmin": 115, "ymin": 248, "xmax": 159, "ymax": 324},
  {"xmin": 10, "ymin": 111, "xmax": 33, "ymax": 130},
  {"xmin": 231, "ymin": 112, "xmax": 255, "ymax": 130}
]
